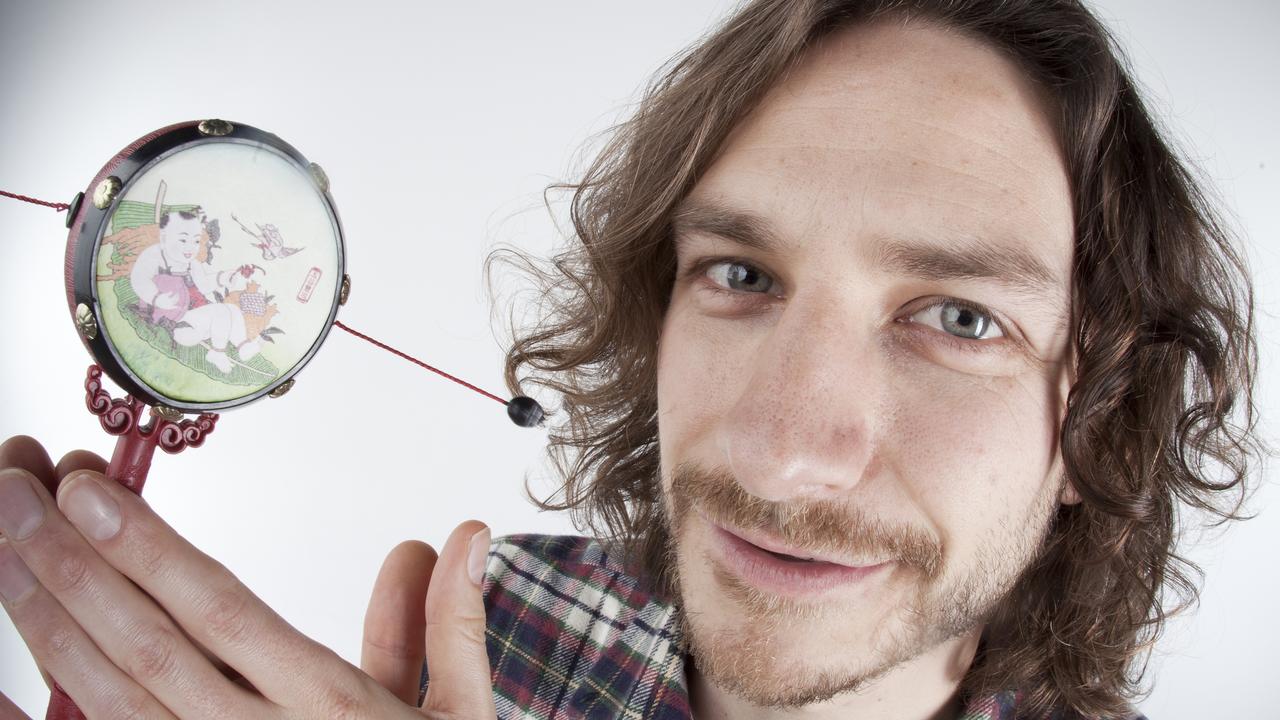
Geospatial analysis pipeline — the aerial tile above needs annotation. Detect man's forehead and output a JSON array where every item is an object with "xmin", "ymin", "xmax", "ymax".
[
  {"xmin": 781, "ymin": 19, "xmax": 1063, "ymax": 144},
  {"xmin": 686, "ymin": 19, "xmax": 1074, "ymax": 291}
]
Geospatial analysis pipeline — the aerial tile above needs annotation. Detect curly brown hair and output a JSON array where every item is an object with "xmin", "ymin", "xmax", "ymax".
[{"xmin": 485, "ymin": 1, "xmax": 1264, "ymax": 717}]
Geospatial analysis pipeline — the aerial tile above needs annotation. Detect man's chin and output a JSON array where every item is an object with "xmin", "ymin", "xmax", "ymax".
[
  {"xmin": 674, "ymin": 551, "xmax": 948, "ymax": 710},
  {"xmin": 678, "ymin": 580, "xmax": 899, "ymax": 707},
  {"xmin": 685, "ymin": 621, "xmax": 897, "ymax": 710}
]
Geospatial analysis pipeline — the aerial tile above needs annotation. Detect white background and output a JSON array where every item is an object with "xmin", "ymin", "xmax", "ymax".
[{"xmin": 1, "ymin": 1, "xmax": 1275, "ymax": 717}]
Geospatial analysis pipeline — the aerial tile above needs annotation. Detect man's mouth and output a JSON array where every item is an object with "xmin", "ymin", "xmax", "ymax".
[
  {"xmin": 756, "ymin": 546, "xmax": 818, "ymax": 563},
  {"xmin": 698, "ymin": 511, "xmax": 891, "ymax": 597},
  {"xmin": 732, "ymin": 535, "xmax": 822, "ymax": 564},
  {"xmin": 712, "ymin": 516, "xmax": 880, "ymax": 568}
]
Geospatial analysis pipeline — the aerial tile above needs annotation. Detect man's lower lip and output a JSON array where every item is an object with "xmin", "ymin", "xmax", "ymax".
[{"xmin": 708, "ymin": 520, "xmax": 888, "ymax": 596}]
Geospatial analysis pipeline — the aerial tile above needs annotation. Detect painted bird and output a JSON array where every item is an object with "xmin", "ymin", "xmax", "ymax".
[{"xmin": 232, "ymin": 213, "xmax": 305, "ymax": 260}]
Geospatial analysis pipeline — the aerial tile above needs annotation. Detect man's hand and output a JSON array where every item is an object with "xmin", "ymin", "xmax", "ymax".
[{"xmin": 0, "ymin": 435, "xmax": 498, "ymax": 718}]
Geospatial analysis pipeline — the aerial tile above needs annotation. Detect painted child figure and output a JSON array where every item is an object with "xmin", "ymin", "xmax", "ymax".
[{"xmin": 129, "ymin": 209, "xmax": 263, "ymax": 374}]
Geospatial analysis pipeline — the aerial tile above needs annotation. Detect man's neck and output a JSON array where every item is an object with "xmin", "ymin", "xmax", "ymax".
[{"xmin": 686, "ymin": 629, "xmax": 981, "ymax": 720}]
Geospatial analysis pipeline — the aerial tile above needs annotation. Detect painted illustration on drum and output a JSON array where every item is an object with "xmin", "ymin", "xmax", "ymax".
[
  {"xmin": 92, "ymin": 140, "xmax": 341, "ymax": 406},
  {"xmin": 96, "ymin": 180, "xmax": 287, "ymax": 390}
]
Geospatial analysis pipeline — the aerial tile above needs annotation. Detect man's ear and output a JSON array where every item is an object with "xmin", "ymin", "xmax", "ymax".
[
  {"xmin": 1056, "ymin": 348, "xmax": 1080, "ymax": 507},
  {"xmin": 1059, "ymin": 477, "xmax": 1082, "ymax": 505}
]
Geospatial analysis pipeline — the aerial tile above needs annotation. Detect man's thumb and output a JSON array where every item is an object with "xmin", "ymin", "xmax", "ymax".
[{"xmin": 420, "ymin": 521, "xmax": 497, "ymax": 717}]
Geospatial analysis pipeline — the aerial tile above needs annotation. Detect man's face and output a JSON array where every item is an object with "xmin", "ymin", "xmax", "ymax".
[
  {"xmin": 160, "ymin": 214, "xmax": 203, "ymax": 266},
  {"xmin": 655, "ymin": 20, "xmax": 1076, "ymax": 708}
]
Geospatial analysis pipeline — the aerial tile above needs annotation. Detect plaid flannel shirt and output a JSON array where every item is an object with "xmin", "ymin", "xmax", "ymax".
[{"xmin": 419, "ymin": 533, "xmax": 1146, "ymax": 720}]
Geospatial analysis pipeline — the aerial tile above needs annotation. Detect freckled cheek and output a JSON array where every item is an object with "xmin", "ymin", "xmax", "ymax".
[
  {"xmin": 888, "ymin": 371, "xmax": 1056, "ymax": 511},
  {"xmin": 656, "ymin": 311, "xmax": 756, "ymax": 459}
]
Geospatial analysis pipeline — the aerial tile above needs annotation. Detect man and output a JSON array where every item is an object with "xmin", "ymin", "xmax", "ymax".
[{"xmin": 0, "ymin": 0, "xmax": 1259, "ymax": 719}]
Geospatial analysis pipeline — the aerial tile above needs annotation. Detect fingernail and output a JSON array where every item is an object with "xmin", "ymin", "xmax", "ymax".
[
  {"xmin": 467, "ymin": 527, "xmax": 491, "ymax": 587},
  {"xmin": 0, "ymin": 539, "xmax": 37, "ymax": 603},
  {"xmin": 0, "ymin": 469, "xmax": 45, "ymax": 540},
  {"xmin": 60, "ymin": 475, "xmax": 121, "ymax": 541}
]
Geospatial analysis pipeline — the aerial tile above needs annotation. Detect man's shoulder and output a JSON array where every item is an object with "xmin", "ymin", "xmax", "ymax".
[{"xmin": 419, "ymin": 533, "xmax": 693, "ymax": 719}]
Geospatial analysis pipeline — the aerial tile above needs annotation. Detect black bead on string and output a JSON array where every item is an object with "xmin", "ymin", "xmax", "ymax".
[{"xmin": 507, "ymin": 395, "xmax": 545, "ymax": 428}]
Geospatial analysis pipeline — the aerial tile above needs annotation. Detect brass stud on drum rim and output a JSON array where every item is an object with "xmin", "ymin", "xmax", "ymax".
[
  {"xmin": 269, "ymin": 379, "xmax": 296, "ymax": 398},
  {"xmin": 92, "ymin": 177, "xmax": 122, "ymax": 210},
  {"xmin": 74, "ymin": 303, "xmax": 98, "ymax": 341},
  {"xmin": 309, "ymin": 162, "xmax": 330, "ymax": 193},
  {"xmin": 197, "ymin": 119, "xmax": 234, "ymax": 136},
  {"xmin": 150, "ymin": 405, "xmax": 183, "ymax": 421}
]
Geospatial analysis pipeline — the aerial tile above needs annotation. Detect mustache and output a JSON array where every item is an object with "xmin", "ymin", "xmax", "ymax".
[{"xmin": 667, "ymin": 461, "xmax": 943, "ymax": 576}]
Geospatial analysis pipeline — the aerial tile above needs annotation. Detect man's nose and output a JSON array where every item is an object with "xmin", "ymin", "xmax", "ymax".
[{"xmin": 714, "ymin": 293, "xmax": 879, "ymax": 503}]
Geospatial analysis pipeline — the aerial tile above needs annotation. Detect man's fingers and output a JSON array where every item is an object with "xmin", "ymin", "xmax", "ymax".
[
  {"xmin": 3, "ymin": 442, "xmax": 100, "ymax": 692},
  {"xmin": 0, "ymin": 469, "xmax": 261, "ymax": 717},
  {"xmin": 0, "ymin": 538, "xmax": 180, "ymax": 720},
  {"xmin": 421, "ymin": 521, "xmax": 496, "ymax": 718},
  {"xmin": 43, "ymin": 469, "xmax": 329, "ymax": 707},
  {"xmin": 0, "ymin": 437, "xmax": 106, "ymax": 503},
  {"xmin": 362, "ymin": 540, "xmax": 437, "ymax": 705},
  {"xmin": 0, "ymin": 436, "xmax": 56, "ymax": 496},
  {"xmin": 54, "ymin": 450, "xmax": 108, "ymax": 484}
]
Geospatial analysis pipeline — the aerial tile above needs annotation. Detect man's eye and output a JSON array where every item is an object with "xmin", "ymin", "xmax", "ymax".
[
  {"xmin": 908, "ymin": 300, "xmax": 1004, "ymax": 341},
  {"xmin": 705, "ymin": 260, "xmax": 775, "ymax": 294}
]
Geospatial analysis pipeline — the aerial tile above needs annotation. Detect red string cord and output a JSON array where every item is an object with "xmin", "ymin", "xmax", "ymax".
[
  {"xmin": 333, "ymin": 320, "xmax": 508, "ymax": 406},
  {"xmin": 0, "ymin": 189, "xmax": 69, "ymax": 212}
]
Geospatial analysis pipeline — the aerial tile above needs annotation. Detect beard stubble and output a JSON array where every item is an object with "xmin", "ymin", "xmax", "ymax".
[{"xmin": 657, "ymin": 460, "xmax": 1061, "ymax": 709}]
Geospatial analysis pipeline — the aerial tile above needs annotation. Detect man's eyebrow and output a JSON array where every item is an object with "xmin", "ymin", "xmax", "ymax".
[
  {"xmin": 873, "ymin": 237, "xmax": 1061, "ymax": 299},
  {"xmin": 672, "ymin": 197, "xmax": 783, "ymax": 257},
  {"xmin": 671, "ymin": 197, "xmax": 1063, "ymax": 299}
]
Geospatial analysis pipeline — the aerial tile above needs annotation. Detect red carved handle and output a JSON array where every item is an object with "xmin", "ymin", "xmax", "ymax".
[
  {"xmin": 105, "ymin": 425, "xmax": 161, "ymax": 496},
  {"xmin": 45, "ymin": 672, "xmax": 85, "ymax": 719}
]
